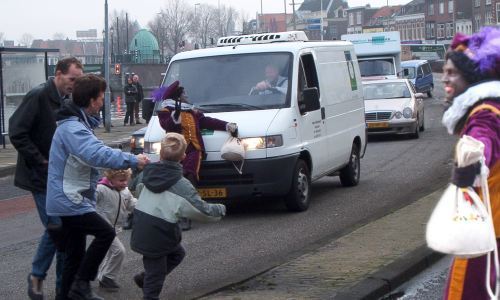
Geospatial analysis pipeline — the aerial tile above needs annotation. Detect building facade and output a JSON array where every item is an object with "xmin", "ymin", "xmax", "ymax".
[
  {"xmin": 346, "ymin": 5, "xmax": 379, "ymax": 34},
  {"xmin": 472, "ymin": 0, "xmax": 500, "ymax": 32},
  {"xmin": 425, "ymin": 0, "xmax": 472, "ymax": 44},
  {"xmin": 395, "ymin": 0, "xmax": 426, "ymax": 43}
]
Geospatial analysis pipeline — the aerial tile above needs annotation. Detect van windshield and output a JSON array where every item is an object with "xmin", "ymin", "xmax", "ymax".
[
  {"xmin": 358, "ymin": 58, "xmax": 395, "ymax": 77},
  {"xmin": 154, "ymin": 52, "xmax": 292, "ymax": 113}
]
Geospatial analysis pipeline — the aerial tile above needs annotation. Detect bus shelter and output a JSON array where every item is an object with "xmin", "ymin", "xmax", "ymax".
[{"xmin": 0, "ymin": 47, "xmax": 59, "ymax": 148}]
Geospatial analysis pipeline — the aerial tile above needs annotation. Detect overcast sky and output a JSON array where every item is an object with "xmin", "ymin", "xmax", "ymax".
[{"xmin": 0, "ymin": 0, "xmax": 410, "ymax": 44}]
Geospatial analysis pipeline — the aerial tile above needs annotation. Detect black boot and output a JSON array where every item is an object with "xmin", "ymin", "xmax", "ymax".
[{"xmin": 68, "ymin": 278, "xmax": 103, "ymax": 300}]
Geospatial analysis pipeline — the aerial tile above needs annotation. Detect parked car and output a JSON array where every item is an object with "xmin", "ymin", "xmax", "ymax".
[
  {"xmin": 401, "ymin": 60, "xmax": 434, "ymax": 97},
  {"xmin": 363, "ymin": 79, "xmax": 425, "ymax": 138},
  {"xmin": 129, "ymin": 126, "xmax": 147, "ymax": 154}
]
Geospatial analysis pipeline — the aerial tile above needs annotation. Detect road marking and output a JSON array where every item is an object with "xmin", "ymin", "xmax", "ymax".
[{"xmin": 0, "ymin": 195, "xmax": 35, "ymax": 219}]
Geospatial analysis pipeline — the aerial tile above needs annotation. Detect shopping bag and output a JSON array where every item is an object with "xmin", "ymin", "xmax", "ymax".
[{"xmin": 220, "ymin": 136, "xmax": 245, "ymax": 174}]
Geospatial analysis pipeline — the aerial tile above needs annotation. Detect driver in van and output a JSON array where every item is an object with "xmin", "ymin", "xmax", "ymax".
[
  {"xmin": 250, "ymin": 64, "xmax": 288, "ymax": 95},
  {"xmin": 152, "ymin": 80, "xmax": 238, "ymax": 230}
]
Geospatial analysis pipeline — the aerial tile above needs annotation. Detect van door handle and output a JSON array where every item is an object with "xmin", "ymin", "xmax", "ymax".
[{"xmin": 321, "ymin": 107, "xmax": 325, "ymax": 120}]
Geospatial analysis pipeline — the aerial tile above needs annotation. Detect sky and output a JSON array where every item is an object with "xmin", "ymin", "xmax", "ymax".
[{"xmin": 0, "ymin": 0, "xmax": 411, "ymax": 44}]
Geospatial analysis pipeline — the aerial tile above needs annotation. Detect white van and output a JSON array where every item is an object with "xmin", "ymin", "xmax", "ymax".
[{"xmin": 143, "ymin": 31, "xmax": 367, "ymax": 212}]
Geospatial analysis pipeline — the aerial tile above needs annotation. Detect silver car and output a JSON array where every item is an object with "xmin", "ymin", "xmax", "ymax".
[{"xmin": 363, "ymin": 79, "xmax": 425, "ymax": 138}]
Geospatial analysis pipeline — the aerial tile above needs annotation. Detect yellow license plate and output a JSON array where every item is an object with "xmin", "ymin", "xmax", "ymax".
[
  {"xmin": 197, "ymin": 188, "xmax": 227, "ymax": 199},
  {"xmin": 367, "ymin": 122, "xmax": 389, "ymax": 128}
]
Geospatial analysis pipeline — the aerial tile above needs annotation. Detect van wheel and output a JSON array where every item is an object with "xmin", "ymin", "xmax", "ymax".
[
  {"xmin": 427, "ymin": 85, "xmax": 433, "ymax": 98},
  {"xmin": 419, "ymin": 112, "xmax": 425, "ymax": 132},
  {"xmin": 284, "ymin": 159, "xmax": 310, "ymax": 212},
  {"xmin": 339, "ymin": 143, "xmax": 360, "ymax": 187}
]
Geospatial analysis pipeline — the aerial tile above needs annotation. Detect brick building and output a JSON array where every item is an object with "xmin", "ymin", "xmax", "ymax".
[
  {"xmin": 472, "ymin": 0, "xmax": 500, "ymax": 32},
  {"xmin": 346, "ymin": 5, "xmax": 379, "ymax": 34},
  {"xmin": 425, "ymin": 0, "xmax": 472, "ymax": 44},
  {"xmin": 395, "ymin": 0, "xmax": 426, "ymax": 43}
]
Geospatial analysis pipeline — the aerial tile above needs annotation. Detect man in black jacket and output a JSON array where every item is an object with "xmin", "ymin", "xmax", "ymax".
[
  {"xmin": 133, "ymin": 74, "xmax": 144, "ymax": 124},
  {"xmin": 9, "ymin": 57, "xmax": 83, "ymax": 300}
]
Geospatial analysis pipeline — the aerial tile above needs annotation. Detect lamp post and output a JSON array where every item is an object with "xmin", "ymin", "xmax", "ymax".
[
  {"xmin": 116, "ymin": 17, "xmax": 120, "ymax": 62},
  {"xmin": 110, "ymin": 26, "xmax": 114, "ymax": 63},
  {"xmin": 320, "ymin": 0, "xmax": 323, "ymax": 40},
  {"xmin": 104, "ymin": 0, "xmax": 111, "ymax": 132}
]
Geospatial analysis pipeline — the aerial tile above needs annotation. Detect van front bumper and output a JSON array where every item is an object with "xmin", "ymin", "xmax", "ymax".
[{"xmin": 198, "ymin": 153, "xmax": 299, "ymax": 199}]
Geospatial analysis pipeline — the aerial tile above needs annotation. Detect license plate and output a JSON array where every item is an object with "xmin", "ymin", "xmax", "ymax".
[
  {"xmin": 197, "ymin": 188, "xmax": 227, "ymax": 199},
  {"xmin": 367, "ymin": 122, "xmax": 389, "ymax": 128}
]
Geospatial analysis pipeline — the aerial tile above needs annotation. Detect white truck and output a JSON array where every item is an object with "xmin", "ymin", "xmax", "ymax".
[{"xmin": 341, "ymin": 31, "xmax": 402, "ymax": 79}]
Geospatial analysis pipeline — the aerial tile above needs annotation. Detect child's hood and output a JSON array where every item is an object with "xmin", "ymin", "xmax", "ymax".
[{"xmin": 142, "ymin": 160, "xmax": 183, "ymax": 193}]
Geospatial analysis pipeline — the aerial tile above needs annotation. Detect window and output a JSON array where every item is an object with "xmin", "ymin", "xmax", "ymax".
[
  {"xmin": 429, "ymin": 3, "xmax": 434, "ymax": 15},
  {"xmin": 446, "ymin": 23, "xmax": 454, "ymax": 38},
  {"xmin": 474, "ymin": 0, "xmax": 480, "ymax": 7},
  {"xmin": 439, "ymin": 0, "xmax": 444, "ymax": 14},
  {"xmin": 448, "ymin": 0, "xmax": 454, "ymax": 13},
  {"xmin": 349, "ymin": 13, "xmax": 354, "ymax": 26},
  {"xmin": 426, "ymin": 23, "xmax": 435, "ymax": 38},
  {"xmin": 486, "ymin": 0, "xmax": 491, "ymax": 5},
  {"xmin": 497, "ymin": 3, "xmax": 500, "ymax": 23},
  {"xmin": 356, "ymin": 11, "xmax": 362, "ymax": 25},
  {"xmin": 437, "ymin": 23, "xmax": 445, "ymax": 38},
  {"xmin": 474, "ymin": 14, "xmax": 481, "ymax": 32},
  {"xmin": 486, "ymin": 11, "xmax": 493, "ymax": 24}
]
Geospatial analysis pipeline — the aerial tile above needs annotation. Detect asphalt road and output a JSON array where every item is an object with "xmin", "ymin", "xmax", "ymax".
[{"xmin": 0, "ymin": 78, "xmax": 457, "ymax": 300}]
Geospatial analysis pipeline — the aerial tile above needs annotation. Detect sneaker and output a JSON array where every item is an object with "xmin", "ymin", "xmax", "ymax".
[
  {"xmin": 27, "ymin": 274, "xmax": 43, "ymax": 300},
  {"xmin": 133, "ymin": 272, "xmax": 144, "ymax": 289},
  {"xmin": 136, "ymin": 121, "xmax": 143, "ymax": 124},
  {"xmin": 69, "ymin": 279, "xmax": 104, "ymax": 300},
  {"xmin": 99, "ymin": 276, "xmax": 120, "ymax": 292}
]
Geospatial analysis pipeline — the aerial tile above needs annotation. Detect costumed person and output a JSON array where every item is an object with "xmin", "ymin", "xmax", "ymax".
[
  {"xmin": 153, "ymin": 80, "xmax": 237, "ymax": 230},
  {"xmin": 441, "ymin": 27, "xmax": 500, "ymax": 299}
]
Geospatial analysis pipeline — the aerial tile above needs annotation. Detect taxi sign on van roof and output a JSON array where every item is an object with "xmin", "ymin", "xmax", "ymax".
[{"xmin": 217, "ymin": 31, "xmax": 309, "ymax": 47}]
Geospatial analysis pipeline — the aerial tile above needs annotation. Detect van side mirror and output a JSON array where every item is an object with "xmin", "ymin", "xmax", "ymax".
[
  {"xmin": 416, "ymin": 73, "xmax": 422, "ymax": 79},
  {"xmin": 300, "ymin": 87, "xmax": 320, "ymax": 114},
  {"xmin": 403, "ymin": 69, "xmax": 409, "ymax": 77}
]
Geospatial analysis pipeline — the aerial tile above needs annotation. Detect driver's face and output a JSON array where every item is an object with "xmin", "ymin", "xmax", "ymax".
[{"xmin": 265, "ymin": 66, "xmax": 279, "ymax": 82}]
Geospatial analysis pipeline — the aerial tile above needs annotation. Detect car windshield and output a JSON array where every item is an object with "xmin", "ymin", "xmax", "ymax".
[
  {"xmin": 154, "ymin": 52, "xmax": 292, "ymax": 114},
  {"xmin": 363, "ymin": 82, "xmax": 411, "ymax": 100},
  {"xmin": 358, "ymin": 58, "xmax": 395, "ymax": 77},
  {"xmin": 403, "ymin": 67, "xmax": 416, "ymax": 79}
]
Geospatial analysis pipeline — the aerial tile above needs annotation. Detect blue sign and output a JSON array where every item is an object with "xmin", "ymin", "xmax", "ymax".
[
  {"xmin": 307, "ymin": 24, "xmax": 322, "ymax": 30},
  {"xmin": 307, "ymin": 18, "xmax": 321, "ymax": 24}
]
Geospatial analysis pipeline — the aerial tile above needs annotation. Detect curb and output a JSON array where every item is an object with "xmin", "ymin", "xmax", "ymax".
[
  {"xmin": 334, "ymin": 245, "xmax": 444, "ymax": 300},
  {"xmin": 0, "ymin": 140, "xmax": 130, "ymax": 178}
]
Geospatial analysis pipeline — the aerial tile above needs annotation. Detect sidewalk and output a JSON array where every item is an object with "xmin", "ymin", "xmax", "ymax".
[
  {"xmin": 201, "ymin": 188, "xmax": 444, "ymax": 300},
  {"xmin": 0, "ymin": 123, "xmax": 140, "ymax": 177}
]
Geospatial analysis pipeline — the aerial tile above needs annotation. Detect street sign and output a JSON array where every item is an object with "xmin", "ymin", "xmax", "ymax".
[
  {"xmin": 307, "ymin": 24, "xmax": 321, "ymax": 30},
  {"xmin": 306, "ymin": 18, "xmax": 321, "ymax": 24}
]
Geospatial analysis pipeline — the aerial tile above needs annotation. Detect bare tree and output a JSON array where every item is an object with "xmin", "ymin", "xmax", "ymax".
[
  {"xmin": 110, "ymin": 10, "xmax": 141, "ymax": 57},
  {"xmin": 52, "ymin": 32, "xmax": 66, "ymax": 40},
  {"xmin": 191, "ymin": 4, "xmax": 220, "ymax": 48},
  {"xmin": 159, "ymin": 0, "xmax": 192, "ymax": 54},
  {"xmin": 19, "ymin": 33, "xmax": 34, "ymax": 47}
]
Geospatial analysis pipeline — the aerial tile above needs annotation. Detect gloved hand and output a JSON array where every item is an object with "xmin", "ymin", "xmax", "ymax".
[
  {"xmin": 173, "ymin": 100, "xmax": 181, "ymax": 120},
  {"xmin": 226, "ymin": 123, "xmax": 238, "ymax": 137}
]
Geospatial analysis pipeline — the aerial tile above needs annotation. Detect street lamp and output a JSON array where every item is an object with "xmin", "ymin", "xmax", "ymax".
[
  {"xmin": 103, "ymin": 0, "xmax": 111, "ymax": 132},
  {"xmin": 110, "ymin": 26, "xmax": 114, "ymax": 63}
]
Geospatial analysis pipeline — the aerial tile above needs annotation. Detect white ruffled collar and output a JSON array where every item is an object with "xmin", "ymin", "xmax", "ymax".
[{"xmin": 442, "ymin": 80, "xmax": 500, "ymax": 134}]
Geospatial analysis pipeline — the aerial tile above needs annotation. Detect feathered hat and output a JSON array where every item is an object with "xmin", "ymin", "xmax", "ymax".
[
  {"xmin": 151, "ymin": 80, "xmax": 183, "ymax": 102},
  {"xmin": 446, "ymin": 27, "xmax": 500, "ymax": 83}
]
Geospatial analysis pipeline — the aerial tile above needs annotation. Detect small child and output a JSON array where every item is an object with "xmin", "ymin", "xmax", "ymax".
[
  {"xmin": 95, "ymin": 168, "xmax": 137, "ymax": 291},
  {"xmin": 130, "ymin": 132, "xmax": 226, "ymax": 299}
]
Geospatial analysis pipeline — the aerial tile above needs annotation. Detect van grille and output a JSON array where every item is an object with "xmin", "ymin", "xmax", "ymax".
[
  {"xmin": 365, "ymin": 111, "xmax": 392, "ymax": 121},
  {"xmin": 199, "ymin": 162, "xmax": 254, "ymax": 186}
]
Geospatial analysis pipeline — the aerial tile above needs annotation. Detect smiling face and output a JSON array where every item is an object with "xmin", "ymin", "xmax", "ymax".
[
  {"xmin": 88, "ymin": 91, "xmax": 104, "ymax": 115},
  {"xmin": 442, "ymin": 59, "xmax": 469, "ymax": 103}
]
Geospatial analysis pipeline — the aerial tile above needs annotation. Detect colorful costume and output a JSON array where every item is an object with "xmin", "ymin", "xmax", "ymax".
[{"xmin": 157, "ymin": 100, "xmax": 228, "ymax": 181}]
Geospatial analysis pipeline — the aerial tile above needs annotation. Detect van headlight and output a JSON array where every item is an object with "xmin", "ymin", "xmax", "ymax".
[
  {"xmin": 144, "ymin": 141, "xmax": 162, "ymax": 155},
  {"xmin": 241, "ymin": 135, "xmax": 283, "ymax": 150},
  {"xmin": 403, "ymin": 107, "xmax": 413, "ymax": 119},
  {"xmin": 130, "ymin": 136, "xmax": 145, "ymax": 149}
]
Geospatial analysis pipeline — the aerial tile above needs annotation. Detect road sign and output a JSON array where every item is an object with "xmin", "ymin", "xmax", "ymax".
[
  {"xmin": 307, "ymin": 24, "xmax": 322, "ymax": 30},
  {"xmin": 306, "ymin": 18, "xmax": 321, "ymax": 24}
]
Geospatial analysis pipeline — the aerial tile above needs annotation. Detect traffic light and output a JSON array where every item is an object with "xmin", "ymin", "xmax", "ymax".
[{"xmin": 114, "ymin": 63, "xmax": 121, "ymax": 75}]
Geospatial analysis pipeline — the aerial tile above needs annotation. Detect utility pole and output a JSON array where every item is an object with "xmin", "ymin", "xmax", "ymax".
[
  {"xmin": 292, "ymin": 0, "xmax": 297, "ymax": 30},
  {"xmin": 116, "ymin": 17, "xmax": 120, "ymax": 62},
  {"xmin": 126, "ymin": 13, "xmax": 129, "ymax": 55},
  {"xmin": 218, "ymin": 0, "xmax": 222, "ymax": 36},
  {"xmin": 284, "ymin": 0, "xmax": 287, "ymax": 31},
  {"xmin": 104, "ymin": 0, "xmax": 111, "ymax": 132},
  {"xmin": 320, "ymin": 0, "xmax": 324, "ymax": 40}
]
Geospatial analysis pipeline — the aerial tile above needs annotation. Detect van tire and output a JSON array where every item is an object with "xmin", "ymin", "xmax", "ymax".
[
  {"xmin": 285, "ymin": 159, "xmax": 310, "ymax": 212},
  {"xmin": 427, "ymin": 85, "xmax": 433, "ymax": 98},
  {"xmin": 339, "ymin": 143, "xmax": 360, "ymax": 187},
  {"xmin": 419, "ymin": 112, "xmax": 425, "ymax": 132}
]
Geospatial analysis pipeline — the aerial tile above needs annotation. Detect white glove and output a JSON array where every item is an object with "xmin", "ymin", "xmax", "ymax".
[{"xmin": 226, "ymin": 123, "xmax": 238, "ymax": 133}]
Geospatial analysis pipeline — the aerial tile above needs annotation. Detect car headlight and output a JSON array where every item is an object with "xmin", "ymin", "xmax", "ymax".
[
  {"xmin": 144, "ymin": 141, "xmax": 162, "ymax": 155},
  {"xmin": 394, "ymin": 111, "xmax": 402, "ymax": 119},
  {"xmin": 241, "ymin": 135, "xmax": 283, "ymax": 150},
  {"xmin": 403, "ymin": 107, "xmax": 413, "ymax": 119},
  {"xmin": 130, "ymin": 136, "xmax": 145, "ymax": 149}
]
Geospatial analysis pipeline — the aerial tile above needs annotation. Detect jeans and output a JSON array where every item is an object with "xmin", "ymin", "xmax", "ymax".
[
  {"xmin": 31, "ymin": 192, "xmax": 64, "ymax": 290},
  {"xmin": 60, "ymin": 212, "xmax": 115, "ymax": 298},
  {"xmin": 142, "ymin": 245, "xmax": 185, "ymax": 300}
]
